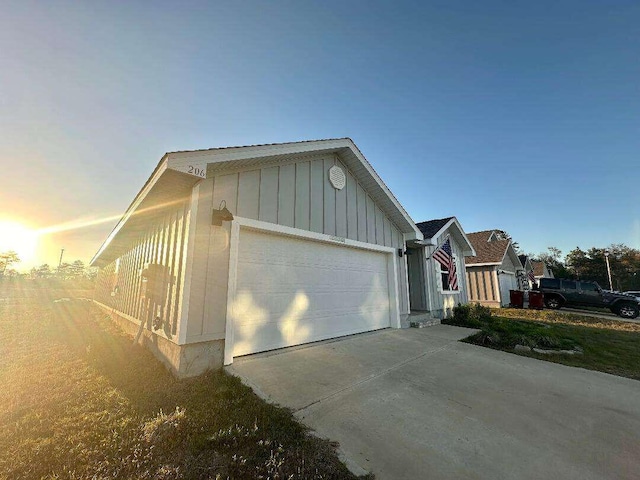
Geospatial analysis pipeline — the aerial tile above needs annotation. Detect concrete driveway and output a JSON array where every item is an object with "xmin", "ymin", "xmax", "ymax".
[{"xmin": 226, "ymin": 325, "xmax": 640, "ymax": 480}]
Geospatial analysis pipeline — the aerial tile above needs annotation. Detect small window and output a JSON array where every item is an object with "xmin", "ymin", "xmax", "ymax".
[
  {"xmin": 438, "ymin": 256, "xmax": 459, "ymax": 292},
  {"xmin": 580, "ymin": 282, "xmax": 598, "ymax": 292},
  {"xmin": 562, "ymin": 280, "xmax": 577, "ymax": 290},
  {"xmin": 540, "ymin": 278, "xmax": 560, "ymax": 289}
]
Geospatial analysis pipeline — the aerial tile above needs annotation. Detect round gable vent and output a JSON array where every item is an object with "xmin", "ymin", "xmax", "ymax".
[{"xmin": 328, "ymin": 165, "xmax": 346, "ymax": 190}]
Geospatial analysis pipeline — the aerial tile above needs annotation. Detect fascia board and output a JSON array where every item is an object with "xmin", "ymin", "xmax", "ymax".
[
  {"xmin": 429, "ymin": 217, "xmax": 476, "ymax": 256},
  {"xmin": 90, "ymin": 157, "xmax": 169, "ymax": 266},
  {"xmin": 465, "ymin": 262, "xmax": 501, "ymax": 267}
]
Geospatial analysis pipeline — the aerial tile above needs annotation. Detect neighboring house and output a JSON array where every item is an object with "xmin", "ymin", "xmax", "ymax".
[
  {"xmin": 464, "ymin": 230, "xmax": 524, "ymax": 307},
  {"xmin": 409, "ymin": 217, "xmax": 476, "ymax": 319},
  {"xmin": 531, "ymin": 260, "xmax": 554, "ymax": 284},
  {"xmin": 91, "ymin": 138, "xmax": 424, "ymax": 376},
  {"xmin": 518, "ymin": 254, "xmax": 535, "ymax": 290}
]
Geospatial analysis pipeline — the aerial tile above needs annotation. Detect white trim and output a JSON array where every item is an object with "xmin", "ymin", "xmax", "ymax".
[
  {"xmin": 435, "ymin": 252, "xmax": 461, "ymax": 295},
  {"xmin": 222, "ymin": 216, "xmax": 399, "ymax": 365},
  {"xmin": 234, "ymin": 216, "xmax": 396, "ymax": 254},
  {"xmin": 90, "ymin": 159, "xmax": 168, "ymax": 266},
  {"xmin": 388, "ymin": 251, "xmax": 401, "ymax": 328},
  {"xmin": 424, "ymin": 217, "xmax": 476, "ymax": 257},
  {"xmin": 176, "ymin": 185, "xmax": 200, "ymax": 345},
  {"xmin": 466, "ymin": 262, "xmax": 501, "ymax": 267},
  {"xmin": 401, "ymin": 233, "xmax": 411, "ymax": 315},
  {"xmin": 425, "ymin": 246, "xmax": 434, "ymax": 311},
  {"xmin": 223, "ymin": 220, "xmax": 240, "ymax": 366}
]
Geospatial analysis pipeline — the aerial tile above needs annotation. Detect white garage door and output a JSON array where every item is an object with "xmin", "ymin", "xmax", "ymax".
[
  {"xmin": 230, "ymin": 229, "xmax": 392, "ymax": 357},
  {"xmin": 499, "ymin": 272, "xmax": 517, "ymax": 306}
]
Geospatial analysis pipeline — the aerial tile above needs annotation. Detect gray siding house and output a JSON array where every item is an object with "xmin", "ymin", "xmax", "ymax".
[
  {"xmin": 409, "ymin": 217, "xmax": 475, "ymax": 318},
  {"xmin": 465, "ymin": 230, "xmax": 524, "ymax": 307},
  {"xmin": 92, "ymin": 139, "xmax": 424, "ymax": 376}
]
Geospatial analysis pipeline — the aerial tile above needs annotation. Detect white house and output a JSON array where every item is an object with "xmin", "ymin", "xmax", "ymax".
[
  {"xmin": 464, "ymin": 230, "xmax": 524, "ymax": 307},
  {"xmin": 408, "ymin": 217, "xmax": 476, "ymax": 319},
  {"xmin": 91, "ymin": 139, "xmax": 424, "ymax": 376}
]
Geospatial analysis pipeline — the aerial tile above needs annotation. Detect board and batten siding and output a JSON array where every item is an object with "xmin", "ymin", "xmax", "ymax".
[
  {"xmin": 94, "ymin": 198, "xmax": 193, "ymax": 341},
  {"xmin": 184, "ymin": 153, "xmax": 409, "ymax": 343},
  {"xmin": 466, "ymin": 266, "xmax": 500, "ymax": 307},
  {"xmin": 423, "ymin": 230, "xmax": 469, "ymax": 318}
]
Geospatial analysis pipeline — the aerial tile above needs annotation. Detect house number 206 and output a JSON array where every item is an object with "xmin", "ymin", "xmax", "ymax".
[{"xmin": 187, "ymin": 165, "xmax": 206, "ymax": 178}]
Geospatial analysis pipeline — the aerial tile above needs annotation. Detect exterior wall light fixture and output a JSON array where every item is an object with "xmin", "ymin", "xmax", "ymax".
[{"xmin": 212, "ymin": 200, "xmax": 234, "ymax": 226}]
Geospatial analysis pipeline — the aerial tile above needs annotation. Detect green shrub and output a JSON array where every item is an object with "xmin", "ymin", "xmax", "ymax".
[
  {"xmin": 469, "ymin": 303, "xmax": 492, "ymax": 323},
  {"xmin": 449, "ymin": 303, "xmax": 492, "ymax": 328},
  {"xmin": 453, "ymin": 304, "xmax": 471, "ymax": 322}
]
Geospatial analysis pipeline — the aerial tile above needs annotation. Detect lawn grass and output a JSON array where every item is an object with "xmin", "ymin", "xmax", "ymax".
[
  {"xmin": 0, "ymin": 294, "xmax": 369, "ymax": 479},
  {"xmin": 444, "ymin": 307, "xmax": 640, "ymax": 381}
]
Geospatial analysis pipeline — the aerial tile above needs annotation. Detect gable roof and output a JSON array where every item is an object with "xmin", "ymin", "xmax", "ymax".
[
  {"xmin": 465, "ymin": 235, "xmax": 511, "ymax": 265},
  {"xmin": 91, "ymin": 138, "xmax": 423, "ymax": 266},
  {"xmin": 518, "ymin": 254, "xmax": 533, "ymax": 271},
  {"xmin": 416, "ymin": 216, "xmax": 475, "ymax": 256},
  {"xmin": 465, "ymin": 230, "xmax": 523, "ymax": 269},
  {"xmin": 416, "ymin": 217, "xmax": 454, "ymax": 238},
  {"xmin": 532, "ymin": 260, "xmax": 546, "ymax": 276}
]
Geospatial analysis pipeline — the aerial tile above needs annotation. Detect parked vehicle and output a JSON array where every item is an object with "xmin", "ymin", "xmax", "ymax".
[
  {"xmin": 623, "ymin": 291, "xmax": 640, "ymax": 302},
  {"xmin": 536, "ymin": 278, "xmax": 640, "ymax": 319}
]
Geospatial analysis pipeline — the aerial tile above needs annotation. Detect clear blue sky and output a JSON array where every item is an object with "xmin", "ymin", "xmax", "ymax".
[{"xmin": 1, "ymin": 0, "xmax": 639, "ymax": 268}]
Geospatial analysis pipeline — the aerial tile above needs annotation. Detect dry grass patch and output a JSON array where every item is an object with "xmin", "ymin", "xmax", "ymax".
[
  {"xmin": 0, "ymin": 297, "xmax": 369, "ymax": 480},
  {"xmin": 499, "ymin": 308, "xmax": 640, "ymax": 333}
]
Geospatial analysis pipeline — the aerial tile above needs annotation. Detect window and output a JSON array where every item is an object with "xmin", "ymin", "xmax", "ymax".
[
  {"xmin": 562, "ymin": 280, "xmax": 577, "ymax": 290},
  {"xmin": 580, "ymin": 282, "xmax": 598, "ymax": 292},
  {"xmin": 540, "ymin": 278, "xmax": 560, "ymax": 289},
  {"xmin": 438, "ymin": 255, "xmax": 459, "ymax": 293}
]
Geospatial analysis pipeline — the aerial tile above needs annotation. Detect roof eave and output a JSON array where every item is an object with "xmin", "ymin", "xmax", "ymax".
[{"xmin": 90, "ymin": 156, "xmax": 169, "ymax": 267}]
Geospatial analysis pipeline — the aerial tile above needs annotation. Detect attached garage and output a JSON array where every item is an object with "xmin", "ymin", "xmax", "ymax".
[
  {"xmin": 91, "ymin": 139, "xmax": 422, "ymax": 376},
  {"xmin": 228, "ymin": 223, "xmax": 398, "ymax": 360}
]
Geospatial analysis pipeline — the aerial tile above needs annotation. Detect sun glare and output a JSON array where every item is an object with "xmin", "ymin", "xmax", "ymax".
[{"xmin": 0, "ymin": 221, "xmax": 39, "ymax": 265}]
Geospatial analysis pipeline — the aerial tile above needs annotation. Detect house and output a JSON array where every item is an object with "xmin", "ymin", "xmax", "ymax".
[
  {"xmin": 91, "ymin": 139, "xmax": 424, "ymax": 376},
  {"xmin": 464, "ymin": 230, "xmax": 524, "ymax": 307},
  {"xmin": 518, "ymin": 254, "xmax": 535, "ymax": 290},
  {"xmin": 409, "ymin": 217, "xmax": 476, "ymax": 319},
  {"xmin": 531, "ymin": 260, "xmax": 554, "ymax": 284}
]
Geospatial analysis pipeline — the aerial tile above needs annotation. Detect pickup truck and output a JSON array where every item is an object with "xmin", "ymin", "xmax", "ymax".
[{"xmin": 536, "ymin": 278, "xmax": 640, "ymax": 319}]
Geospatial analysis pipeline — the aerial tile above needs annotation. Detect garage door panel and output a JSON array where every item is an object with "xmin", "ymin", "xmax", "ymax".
[{"xmin": 231, "ymin": 229, "xmax": 392, "ymax": 357}]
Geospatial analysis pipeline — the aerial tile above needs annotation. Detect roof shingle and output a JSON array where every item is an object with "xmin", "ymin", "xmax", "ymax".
[
  {"xmin": 465, "ymin": 231, "xmax": 510, "ymax": 265},
  {"xmin": 416, "ymin": 217, "xmax": 454, "ymax": 239}
]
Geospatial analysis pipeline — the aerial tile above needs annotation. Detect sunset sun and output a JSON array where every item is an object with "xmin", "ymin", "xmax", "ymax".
[{"xmin": 0, "ymin": 220, "xmax": 39, "ymax": 265}]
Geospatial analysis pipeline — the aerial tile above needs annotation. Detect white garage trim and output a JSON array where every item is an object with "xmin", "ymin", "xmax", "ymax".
[{"xmin": 224, "ymin": 217, "xmax": 400, "ymax": 365}]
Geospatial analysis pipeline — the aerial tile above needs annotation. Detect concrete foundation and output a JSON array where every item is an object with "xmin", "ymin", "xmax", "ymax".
[{"xmin": 94, "ymin": 301, "xmax": 224, "ymax": 377}]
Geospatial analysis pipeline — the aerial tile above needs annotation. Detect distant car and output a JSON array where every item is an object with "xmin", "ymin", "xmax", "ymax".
[
  {"xmin": 623, "ymin": 291, "xmax": 640, "ymax": 302},
  {"xmin": 536, "ymin": 278, "xmax": 640, "ymax": 319}
]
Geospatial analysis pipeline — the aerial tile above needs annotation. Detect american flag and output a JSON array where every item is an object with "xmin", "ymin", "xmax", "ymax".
[
  {"xmin": 528, "ymin": 270, "xmax": 536, "ymax": 282},
  {"xmin": 432, "ymin": 238, "xmax": 458, "ymax": 290}
]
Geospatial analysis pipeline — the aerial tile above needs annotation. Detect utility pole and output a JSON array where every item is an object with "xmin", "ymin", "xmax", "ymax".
[
  {"xmin": 58, "ymin": 248, "xmax": 65, "ymax": 268},
  {"xmin": 604, "ymin": 250, "xmax": 613, "ymax": 291}
]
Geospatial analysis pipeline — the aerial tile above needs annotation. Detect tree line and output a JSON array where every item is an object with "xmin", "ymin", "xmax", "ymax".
[
  {"xmin": 532, "ymin": 244, "xmax": 640, "ymax": 292},
  {"xmin": 0, "ymin": 250, "xmax": 96, "ymax": 280}
]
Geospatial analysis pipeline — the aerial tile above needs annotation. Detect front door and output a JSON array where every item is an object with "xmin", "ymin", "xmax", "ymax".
[{"xmin": 407, "ymin": 247, "xmax": 428, "ymax": 311}]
